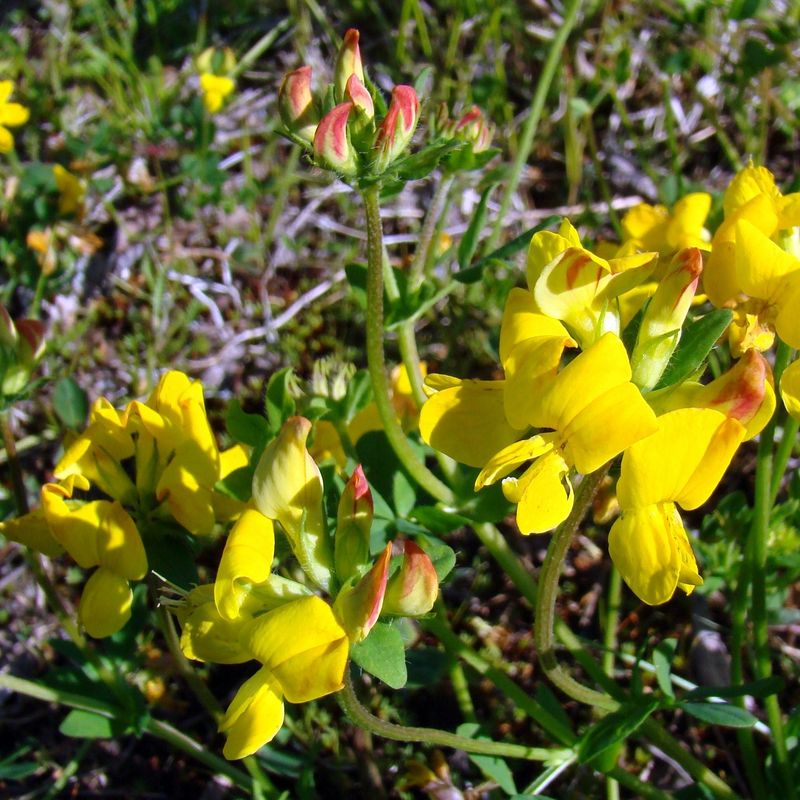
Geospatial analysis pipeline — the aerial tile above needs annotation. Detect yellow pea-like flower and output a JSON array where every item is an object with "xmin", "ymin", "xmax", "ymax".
[
  {"xmin": 609, "ymin": 408, "xmax": 745, "ymax": 604},
  {"xmin": 0, "ymin": 80, "xmax": 29, "ymax": 153},
  {"xmin": 780, "ymin": 359, "xmax": 800, "ymax": 421}
]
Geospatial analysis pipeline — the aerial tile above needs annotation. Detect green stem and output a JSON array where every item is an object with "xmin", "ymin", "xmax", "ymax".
[
  {"xmin": 361, "ymin": 186, "xmax": 454, "ymax": 504},
  {"xmin": 408, "ymin": 174, "xmax": 455, "ymax": 292},
  {"xmin": 602, "ymin": 566, "xmax": 621, "ymax": 678},
  {"xmin": 534, "ymin": 467, "xmax": 616, "ymax": 710},
  {"xmin": 749, "ymin": 357, "xmax": 793, "ymax": 798},
  {"xmin": 487, "ymin": 0, "xmax": 583, "ymax": 250},
  {"xmin": 0, "ymin": 672, "xmax": 254, "ymax": 793},
  {"xmin": 770, "ymin": 416, "xmax": 798, "ymax": 504},
  {"xmin": 340, "ymin": 667, "xmax": 572, "ymax": 762}
]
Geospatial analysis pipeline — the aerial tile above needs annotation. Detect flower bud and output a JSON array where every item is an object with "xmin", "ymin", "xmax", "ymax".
[
  {"xmin": 313, "ymin": 103, "xmax": 358, "ymax": 177},
  {"xmin": 14, "ymin": 318, "xmax": 45, "ymax": 366},
  {"xmin": 344, "ymin": 73, "xmax": 375, "ymax": 144},
  {"xmin": 335, "ymin": 465, "xmax": 373, "ymax": 582},
  {"xmin": 382, "ymin": 540, "xmax": 438, "ymax": 617},
  {"xmin": 334, "ymin": 29, "xmax": 364, "ymax": 102},
  {"xmin": 631, "ymin": 247, "xmax": 703, "ymax": 391},
  {"xmin": 454, "ymin": 105, "xmax": 492, "ymax": 153},
  {"xmin": 372, "ymin": 85, "xmax": 420, "ymax": 173},
  {"xmin": 334, "ymin": 543, "xmax": 391, "ymax": 643},
  {"xmin": 692, "ymin": 349, "xmax": 775, "ymax": 438},
  {"xmin": 278, "ymin": 65, "xmax": 318, "ymax": 145},
  {"xmin": 252, "ymin": 416, "xmax": 333, "ymax": 590}
]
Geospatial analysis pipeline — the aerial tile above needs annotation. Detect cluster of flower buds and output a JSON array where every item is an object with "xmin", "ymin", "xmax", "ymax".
[
  {"xmin": 197, "ymin": 47, "xmax": 236, "ymax": 114},
  {"xmin": 278, "ymin": 29, "xmax": 421, "ymax": 180},
  {"xmin": 433, "ymin": 102, "xmax": 493, "ymax": 154},
  {"xmin": 0, "ymin": 304, "xmax": 45, "ymax": 399}
]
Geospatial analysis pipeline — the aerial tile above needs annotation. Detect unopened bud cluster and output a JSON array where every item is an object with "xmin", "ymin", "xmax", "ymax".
[{"xmin": 278, "ymin": 29, "xmax": 420, "ymax": 180}]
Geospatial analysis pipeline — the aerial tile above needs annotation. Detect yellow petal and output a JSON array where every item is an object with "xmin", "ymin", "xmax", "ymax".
[
  {"xmin": 220, "ymin": 443, "xmax": 250, "ymax": 477},
  {"xmin": 705, "ymin": 194, "xmax": 778, "ymax": 307},
  {"xmin": 41, "ymin": 485, "xmax": 100, "ymax": 567},
  {"xmin": 347, "ymin": 402, "xmax": 382, "ymax": 443},
  {"xmin": 617, "ymin": 408, "xmax": 744, "ymax": 510},
  {"xmin": 503, "ymin": 450, "xmax": 573, "ymax": 534},
  {"xmin": 622, "ymin": 203, "xmax": 669, "ymax": 251},
  {"xmin": 219, "ymin": 667, "xmax": 284, "ymax": 760},
  {"xmin": 0, "ymin": 508, "xmax": 64, "ymax": 557},
  {"xmin": 499, "ymin": 287, "xmax": 572, "ymax": 365},
  {"xmin": 215, "ymin": 510, "xmax": 275, "ymax": 620},
  {"xmin": 666, "ymin": 193, "xmax": 711, "ymax": 250},
  {"xmin": 97, "ymin": 501, "xmax": 147, "ymax": 580},
  {"xmin": 503, "ymin": 335, "xmax": 573, "ymax": 429},
  {"xmin": 79, "ymin": 567, "xmax": 133, "ymax": 638},
  {"xmin": 723, "ymin": 164, "xmax": 780, "ymax": 217},
  {"xmin": 251, "ymin": 417, "xmax": 331, "ymax": 590},
  {"xmin": 774, "ymin": 278, "xmax": 800, "ymax": 349},
  {"xmin": 0, "ymin": 102, "xmax": 29, "ymax": 128},
  {"xmin": 561, "ymin": 381, "xmax": 657, "ymax": 474},
  {"xmin": 419, "ymin": 378, "xmax": 521, "ymax": 468},
  {"xmin": 156, "ymin": 461, "xmax": 216, "ymax": 535},
  {"xmin": 0, "ymin": 126, "xmax": 13, "ymax": 153},
  {"xmin": 780, "ymin": 359, "xmax": 800, "ymax": 421},
  {"xmin": 608, "ymin": 502, "xmax": 701, "ymax": 606},
  {"xmin": 179, "ymin": 600, "xmax": 252, "ymax": 664},
  {"xmin": 239, "ymin": 596, "xmax": 348, "ymax": 702},
  {"xmin": 528, "ymin": 332, "xmax": 632, "ymax": 432},
  {"xmin": 526, "ymin": 230, "xmax": 574, "ymax": 290},
  {"xmin": 735, "ymin": 218, "xmax": 800, "ymax": 301},
  {"xmin": 475, "ymin": 434, "xmax": 556, "ymax": 489}
]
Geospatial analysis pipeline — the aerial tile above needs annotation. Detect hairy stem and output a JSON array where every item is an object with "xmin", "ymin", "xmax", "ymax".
[
  {"xmin": 361, "ymin": 185, "xmax": 454, "ymax": 504},
  {"xmin": 340, "ymin": 668, "xmax": 571, "ymax": 762}
]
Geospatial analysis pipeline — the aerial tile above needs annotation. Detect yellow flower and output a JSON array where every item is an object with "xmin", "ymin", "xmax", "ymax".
[
  {"xmin": 621, "ymin": 193, "xmax": 712, "ymax": 258},
  {"xmin": 0, "ymin": 80, "xmax": 29, "ymax": 153},
  {"xmin": 705, "ymin": 163, "xmax": 800, "ymax": 308},
  {"xmin": 526, "ymin": 219, "xmax": 657, "ymax": 347},
  {"xmin": 476, "ymin": 333, "xmax": 658, "ymax": 533},
  {"xmin": 41, "ymin": 477, "xmax": 147, "ymax": 637},
  {"xmin": 218, "ymin": 596, "xmax": 348, "ymax": 759},
  {"xmin": 200, "ymin": 73, "xmax": 235, "ymax": 114},
  {"xmin": 608, "ymin": 408, "xmax": 745, "ymax": 604},
  {"xmin": 53, "ymin": 164, "xmax": 86, "ymax": 217}
]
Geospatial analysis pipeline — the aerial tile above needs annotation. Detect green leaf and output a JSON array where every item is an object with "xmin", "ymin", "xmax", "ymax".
[
  {"xmin": 577, "ymin": 698, "xmax": 659, "ymax": 768},
  {"xmin": 393, "ymin": 140, "xmax": 466, "ymax": 181},
  {"xmin": 653, "ymin": 639, "xmax": 678, "ymax": 698},
  {"xmin": 392, "ymin": 470, "xmax": 417, "ymax": 517},
  {"xmin": 265, "ymin": 367, "xmax": 296, "ymax": 433},
  {"xmin": 458, "ymin": 184, "xmax": 496, "ymax": 270},
  {"xmin": 140, "ymin": 525, "xmax": 199, "ymax": 590},
  {"xmin": 454, "ymin": 216, "xmax": 561, "ymax": 283},
  {"xmin": 458, "ymin": 723, "xmax": 518, "ymax": 794},
  {"xmin": 59, "ymin": 709, "xmax": 118, "ymax": 739},
  {"xmin": 410, "ymin": 506, "xmax": 471, "ymax": 534},
  {"xmin": 654, "ymin": 309, "xmax": 733, "ymax": 390},
  {"xmin": 350, "ymin": 623, "xmax": 407, "ymax": 689},
  {"xmin": 679, "ymin": 702, "xmax": 758, "ymax": 728},
  {"xmin": 683, "ymin": 675, "xmax": 784, "ymax": 702},
  {"xmin": 53, "ymin": 377, "xmax": 89, "ymax": 429},
  {"xmin": 226, "ymin": 398, "xmax": 270, "ymax": 449}
]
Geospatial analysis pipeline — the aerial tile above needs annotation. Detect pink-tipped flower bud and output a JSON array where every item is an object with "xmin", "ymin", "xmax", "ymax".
[
  {"xmin": 313, "ymin": 102, "xmax": 359, "ymax": 177},
  {"xmin": 334, "ymin": 29, "xmax": 365, "ymax": 102},
  {"xmin": 334, "ymin": 543, "xmax": 391, "ymax": 643},
  {"xmin": 335, "ymin": 464, "xmax": 374, "ymax": 582},
  {"xmin": 454, "ymin": 105, "xmax": 492, "ymax": 153},
  {"xmin": 344, "ymin": 73, "xmax": 375, "ymax": 146},
  {"xmin": 382, "ymin": 540, "xmax": 438, "ymax": 617},
  {"xmin": 632, "ymin": 247, "xmax": 703, "ymax": 391},
  {"xmin": 372, "ymin": 85, "xmax": 420, "ymax": 173},
  {"xmin": 694, "ymin": 349, "xmax": 775, "ymax": 439},
  {"xmin": 278, "ymin": 65, "xmax": 319, "ymax": 145}
]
